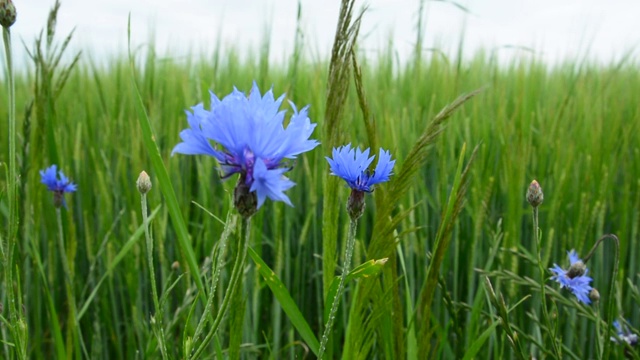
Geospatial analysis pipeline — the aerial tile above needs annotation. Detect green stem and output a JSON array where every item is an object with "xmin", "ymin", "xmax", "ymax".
[
  {"xmin": 192, "ymin": 212, "xmax": 235, "ymax": 346},
  {"xmin": 318, "ymin": 218, "xmax": 358, "ymax": 359},
  {"xmin": 3, "ymin": 27, "xmax": 16, "ymax": 248},
  {"xmin": 532, "ymin": 206, "xmax": 562, "ymax": 359},
  {"xmin": 582, "ymin": 234, "xmax": 619, "ymax": 359},
  {"xmin": 141, "ymin": 193, "xmax": 168, "ymax": 359},
  {"xmin": 2, "ymin": 25, "xmax": 24, "ymax": 360},
  {"xmin": 191, "ymin": 216, "xmax": 251, "ymax": 360}
]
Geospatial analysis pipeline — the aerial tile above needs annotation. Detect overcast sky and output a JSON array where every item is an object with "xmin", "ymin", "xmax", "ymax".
[{"xmin": 13, "ymin": 0, "xmax": 640, "ymax": 68}]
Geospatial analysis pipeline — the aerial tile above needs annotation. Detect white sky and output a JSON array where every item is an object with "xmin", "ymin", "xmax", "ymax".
[{"xmin": 12, "ymin": 0, "xmax": 640, "ymax": 68}]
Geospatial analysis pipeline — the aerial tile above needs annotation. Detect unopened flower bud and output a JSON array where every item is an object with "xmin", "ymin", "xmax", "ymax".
[
  {"xmin": 347, "ymin": 189, "xmax": 366, "ymax": 220},
  {"xmin": 566, "ymin": 260, "xmax": 587, "ymax": 279},
  {"xmin": 137, "ymin": 171, "xmax": 152, "ymax": 194},
  {"xmin": 0, "ymin": 0, "xmax": 16, "ymax": 28},
  {"xmin": 589, "ymin": 288, "xmax": 600, "ymax": 303},
  {"xmin": 526, "ymin": 180, "xmax": 544, "ymax": 207}
]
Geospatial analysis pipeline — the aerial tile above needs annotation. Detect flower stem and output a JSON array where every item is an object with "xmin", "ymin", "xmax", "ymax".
[
  {"xmin": 191, "ymin": 216, "xmax": 251, "ymax": 360},
  {"xmin": 2, "ymin": 24, "xmax": 25, "ymax": 360},
  {"xmin": 141, "ymin": 193, "xmax": 168, "ymax": 359},
  {"xmin": 192, "ymin": 212, "xmax": 236, "ymax": 346},
  {"xmin": 582, "ymin": 234, "xmax": 619, "ymax": 359},
  {"xmin": 532, "ymin": 206, "xmax": 561, "ymax": 359},
  {"xmin": 318, "ymin": 218, "xmax": 358, "ymax": 359}
]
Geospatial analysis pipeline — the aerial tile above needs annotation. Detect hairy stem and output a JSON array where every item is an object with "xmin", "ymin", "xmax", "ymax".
[
  {"xmin": 191, "ymin": 216, "xmax": 251, "ymax": 360},
  {"xmin": 141, "ymin": 193, "xmax": 168, "ymax": 359},
  {"xmin": 318, "ymin": 218, "xmax": 358, "ymax": 359},
  {"xmin": 192, "ymin": 212, "xmax": 235, "ymax": 345},
  {"xmin": 582, "ymin": 234, "xmax": 619, "ymax": 359},
  {"xmin": 2, "ymin": 25, "xmax": 25, "ymax": 360},
  {"xmin": 532, "ymin": 206, "xmax": 562, "ymax": 359}
]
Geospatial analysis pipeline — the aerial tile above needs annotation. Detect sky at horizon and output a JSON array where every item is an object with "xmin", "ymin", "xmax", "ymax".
[{"xmin": 11, "ymin": 0, "xmax": 640, "ymax": 69}]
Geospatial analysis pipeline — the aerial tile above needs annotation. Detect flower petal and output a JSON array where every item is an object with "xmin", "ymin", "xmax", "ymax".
[{"xmin": 250, "ymin": 158, "xmax": 295, "ymax": 208}]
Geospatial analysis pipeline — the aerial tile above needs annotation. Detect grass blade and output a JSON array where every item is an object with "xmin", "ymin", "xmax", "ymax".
[
  {"xmin": 248, "ymin": 247, "xmax": 320, "ymax": 356},
  {"xmin": 127, "ymin": 15, "xmax": 206, "ymax": 301}
]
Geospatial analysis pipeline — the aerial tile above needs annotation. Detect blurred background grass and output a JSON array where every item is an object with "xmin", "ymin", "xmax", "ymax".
[{"xmin": 1, "ymin": 3, "xmax": 640, "ymax": 358}]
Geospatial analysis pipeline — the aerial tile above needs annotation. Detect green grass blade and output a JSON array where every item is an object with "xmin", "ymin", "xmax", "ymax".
[
  {"xmin": 29, "ymin": 239, "xmax": 67, "ymax": 360},
  {"xmin": 462, "ymin": 321, "xmax": 500, "ymax": 360},
  {"xmin": 248, "ymin": 247, "xmax": 320, "ymax": 355},
  {"xmin": 127, "ymin": 15, "xmax": 206, "ymax": 301}
]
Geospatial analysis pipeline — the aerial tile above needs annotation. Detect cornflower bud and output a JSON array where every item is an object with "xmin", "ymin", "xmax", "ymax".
[
  {"xmin": 0, "ymin": 0, "xmax": 16, "ymax": 28},
  {"xmin": 526, "ymin": 180, "xmax": 544, "ymax": 207},
  {"xmin": 137, "ymin": 171, "xmax": 152, "ymax": 194}
]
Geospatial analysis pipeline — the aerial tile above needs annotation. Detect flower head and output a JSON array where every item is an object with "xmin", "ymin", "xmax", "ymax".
[
  {"xmin": 611, "ymin": 320, "xmax": 639, "ymax": 347},
  {"xmin": 173, "ymin": 82, "xmax": 319, "ymax": 212},
  {"xmin": 326, "ymin": 144, "xmax": 395, "ymax": 193},
  {"xmin": 326, "ymin": 144, "xmax": 395, "ymax": 219},
  {"xmin": 40, "ymin": 165, "xmax": 77, "ymax": 208},
  {"xmin": 549, "ymin": 250, "xmax": 593, "ymax": 304}
]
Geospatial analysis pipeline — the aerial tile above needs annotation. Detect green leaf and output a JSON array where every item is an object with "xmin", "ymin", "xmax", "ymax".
[
  {"xmin": 324, "ymin": 258, "xmax": 388, "ymax": 323},
  {"xmin": 248, "ymin": 247, "xmax": 320, "ymax": 355},
  {"xmin": 462, "ymin": 321, "xmax": 500, "ymax": 360}
]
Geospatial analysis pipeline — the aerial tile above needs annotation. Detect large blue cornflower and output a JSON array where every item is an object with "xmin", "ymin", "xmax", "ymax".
[
  {"xmin": 40, "ymin": 165, "xmax": 77, "ymax": 208},
  {"xmin": 550, "ymin": 250, "xmax": 593, "ymax": 304},
  {"xmin": 326, "ymin": 144, "xmax": 395, "ymax": 192},
  {"xmin": 172, "ymin": 82, "xmax": 319, "ymax": 211}
]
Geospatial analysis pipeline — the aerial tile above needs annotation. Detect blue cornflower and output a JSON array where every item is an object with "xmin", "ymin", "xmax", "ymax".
[
  {"xmin": 611, "ymin": 320, "xmax": 639, "ymax": 347},
  {"xmin": 326, "ymin": 144, "xmax": 395, "ymax": 220},
  {"xmin": 549, "ymin": 250, "xmax": 593, "ymax": 304},
  {"xmin": 172, "ymin": 82, "xmax": 319, "ymax": 213},
  {"xmin": 40, "ymin": 165, "xmax": 77, "ymax": 208},
  {"xmin": 326, "ymin": 144, "xmax": 395, "ymax": 192}
]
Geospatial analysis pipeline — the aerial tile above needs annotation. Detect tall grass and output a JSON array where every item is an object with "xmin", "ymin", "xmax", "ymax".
[{"xmin": 1, "ymin": 2, "xmax": 639, "ymax": 359}]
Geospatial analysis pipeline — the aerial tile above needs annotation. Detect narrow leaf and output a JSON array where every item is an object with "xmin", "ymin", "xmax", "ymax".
[{"xmin": 248, "ymin": 247, "xmax": 320, "ymax": 355}]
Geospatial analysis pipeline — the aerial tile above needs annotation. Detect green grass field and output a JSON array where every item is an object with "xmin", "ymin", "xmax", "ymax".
[{"xmin": 1, "ymin": 1, "xmax": 640, "ymax": 359}]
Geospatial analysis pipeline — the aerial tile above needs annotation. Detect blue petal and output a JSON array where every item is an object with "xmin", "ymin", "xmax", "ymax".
[
  {"xmin": 172, "ymin": 105, "xmax": 225, "ymax": 161},
  {"xmin": 40, "ymin": 165, "xmax": 59, "ymax": 190},
  {"xmin": 250, "ymin": 158, "xmax": 295, "ymax": 208},
  {"xmin": 369, "ymin": 148, "xmax": 395, "ymax": 186},
  {"xmin": 568, "ymin": 249, "xmax": 581, "ymax": 264},
  {"xmin": 326, "ymin": 144, "xmax": 394, "ymax": 192}
]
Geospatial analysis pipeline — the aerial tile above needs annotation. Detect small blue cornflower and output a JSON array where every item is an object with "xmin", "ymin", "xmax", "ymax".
[
  {"xmin": 549, "ymin": 250, "xmax": 593, "ymax": 304},
  {"xmin": 172, "ymin": 82, "xmax": 319, "ymax": 215},
  {"xmin": 326, "ymin": 144, "xmax": 395, "ymax": 192},
  {"xmin": 611, "ymin": 320, "xmax": 639, "ymax": 347},
  {"xmin": 326, "ymin": 144, "xmax": 395, "ymax": 219},
  {"xmin": 40, "ymin": 165, "xmax": 77, "ymax": 208}
]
